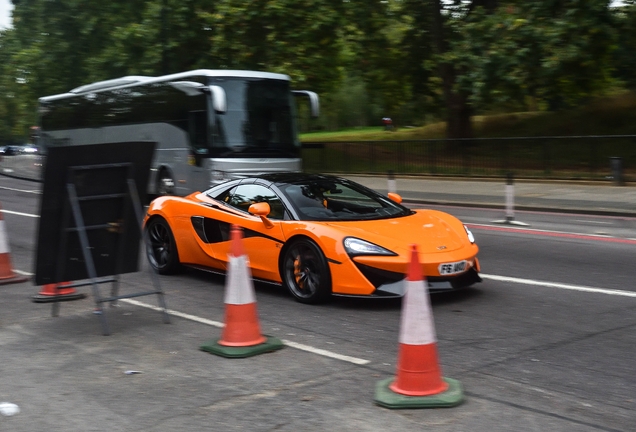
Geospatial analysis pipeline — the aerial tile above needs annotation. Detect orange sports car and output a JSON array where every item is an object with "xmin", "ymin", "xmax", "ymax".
[{"xmin": 143, "ymin": 173, "xmax": 481, "ymax": 304}]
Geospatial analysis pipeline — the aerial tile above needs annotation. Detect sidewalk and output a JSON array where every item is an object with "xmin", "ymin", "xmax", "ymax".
[{"xmin": 345, "ymin": 175, "xmax": 636, "ymax": 217}]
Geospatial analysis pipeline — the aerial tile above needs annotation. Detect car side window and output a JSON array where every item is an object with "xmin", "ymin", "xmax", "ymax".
[
  {"xmin": 211, "ymin": 186, "xmax": 236, "ymax": 203},
  {"xmin": 227, "ymin": 184, "xmax": 285, "ymax": 220}
]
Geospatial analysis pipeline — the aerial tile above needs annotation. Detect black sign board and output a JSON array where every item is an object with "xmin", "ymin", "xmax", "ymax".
[{"xmin": 34, "ymin": 142, "xmax": 155, "ymax": 285}]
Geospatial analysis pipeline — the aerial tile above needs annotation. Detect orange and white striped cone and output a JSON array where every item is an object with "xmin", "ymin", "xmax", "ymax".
[
  {"xmin": 200, "ymin": 224, "xmax": 283, "ymax": 358},
  {"xmin": 374, "ymin": 244, "xmax": 464, "ymax": 409},
  {"xmin": 32, "ymin": 281, "xmax": 86, "ymax": 303},
  {"xmin": 0, "ymin": 203, "xmax": 29, "ymax": 285}
]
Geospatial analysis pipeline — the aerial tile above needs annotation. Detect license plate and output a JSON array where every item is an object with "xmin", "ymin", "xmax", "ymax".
[{"xmin": 438, "ymin": 260, "xmax": 468, "ymax": 275}]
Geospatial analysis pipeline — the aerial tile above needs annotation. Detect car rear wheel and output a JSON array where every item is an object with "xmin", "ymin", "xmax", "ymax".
[
  {"xmin": 145, "ymin": 217, "xmax": 181, "ymax": 274},
  {"xmin": 281, "ymin": 238, "xmax": 332, "ymax": 304}
]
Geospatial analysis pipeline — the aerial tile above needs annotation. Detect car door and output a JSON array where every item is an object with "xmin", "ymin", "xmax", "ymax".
[{"xmin": 212, "ymin": 182, "xmax": 287, "ymax": 282}]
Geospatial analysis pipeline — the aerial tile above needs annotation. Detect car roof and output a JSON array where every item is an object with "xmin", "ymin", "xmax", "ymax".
[{"xmin": 256, "ymin": 172, "xmax": 344, "ymax": 185}]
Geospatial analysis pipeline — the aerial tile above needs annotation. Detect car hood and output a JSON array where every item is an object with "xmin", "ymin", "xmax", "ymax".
[{"xmin": 320, "ymin": 210, "xmax": 468, "ymax": 254}]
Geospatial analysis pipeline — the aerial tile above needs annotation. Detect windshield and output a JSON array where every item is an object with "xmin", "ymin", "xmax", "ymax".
[
  {"xmin": 278, "ymin": 178, "xmax": 412, "ymax": 221},
  {"xmin": 209, "ymin": 77, "xmax": 299, "ymax": 158}
]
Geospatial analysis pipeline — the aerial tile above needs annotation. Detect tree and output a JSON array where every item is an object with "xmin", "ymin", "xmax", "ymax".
[
  {"xmin": 431, "ymin": 0, "xmax": 617, "ymax": 138},
  {"xmin": 198, "ymin": 0, "xmax": 347, "ymax": 94},
  {"xmin": 613, "ymin": 1, "xmax": 636, "ymax": 90}
]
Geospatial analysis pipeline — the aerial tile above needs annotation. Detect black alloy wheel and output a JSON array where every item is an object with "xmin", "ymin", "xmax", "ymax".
[
  {"xmin": 281, "ymin": 238, "xmax": 332, "ymax": 304},
  {"xmin": 145, "ymin": 217, "xmax": 181, "ymax": 274}
]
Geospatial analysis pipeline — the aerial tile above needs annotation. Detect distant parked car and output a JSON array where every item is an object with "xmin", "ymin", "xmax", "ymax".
[
  {"xmin": 0, "ymin": 145, "xmax": 24, "ymax": 155},
  {"xmin": 0, "ymin": 144, "xmax": 40, "ymax": 155},
  {"xmin": 21, "ymin": 144, "xmax": 40, "ymax": 154}
]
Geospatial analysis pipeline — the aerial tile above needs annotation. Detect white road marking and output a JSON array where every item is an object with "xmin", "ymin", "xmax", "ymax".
[
  {"xmin": 468, "ymin": 222, "xmax": 620, "ymax": 239},
  {"xmin": 481, "ymin": 274, "xmax": 636, "ymax": 298},
  {"xmin": 572, "ymin": 220, "xmax": 612, "ymax": 225},
  {"xmin": 281, "ymin": 340, "xmax": 370, "ymax": 365},
  {"xmin": 121, "ymin": 298, "xmax": 371, "ymax": 365},
  {"xmin": 122, "ymin": 298, "xmax": 225, "ymax": 327},
  {"xmin": 16, "ymin": 269, "xmax": 636, "ymax": 365},
  {"xmin": 13, "ymin": 269, "xmax": 32, "ymax": 276},
  {"xmin": 0, "ymin": 186, "xmax": 41, "ymax": 194},
  {"xmin": 1, "ymin": 209, "xmax": 39, "ymax": 218}
]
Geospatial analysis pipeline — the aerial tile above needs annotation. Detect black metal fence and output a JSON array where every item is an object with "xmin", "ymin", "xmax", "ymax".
[{"xmin": 302, "ymin": 135, "xmax": 636, "ymax": 183}]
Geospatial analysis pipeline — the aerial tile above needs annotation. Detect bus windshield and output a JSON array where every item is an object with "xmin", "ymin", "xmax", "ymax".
[{"xmin": 209, "ymin": 78, "xmax": 299, "ymax": 158}]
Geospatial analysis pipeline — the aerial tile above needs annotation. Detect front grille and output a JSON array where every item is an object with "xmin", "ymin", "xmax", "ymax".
[
  {"xmin": 353, "ymin": 262, "xmax": 404, "ymax": 289},
  {"xmin": 428, "ymin": 267, "xmax": 482, "ymax": 289}
]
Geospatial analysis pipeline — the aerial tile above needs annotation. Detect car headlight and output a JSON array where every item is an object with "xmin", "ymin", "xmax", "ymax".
[
  {"xmin": 344, "ymin": 237, "xmax": 396, "ymax": 256},
  {"xmin": 464, "ymin": 225, "xmax": 475, "ymax": 243}
]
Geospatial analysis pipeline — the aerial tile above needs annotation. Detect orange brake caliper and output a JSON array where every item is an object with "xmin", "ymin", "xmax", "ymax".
[{"xmin": 294, "ymin": 255, "xmax": 304, "ymax": 290}]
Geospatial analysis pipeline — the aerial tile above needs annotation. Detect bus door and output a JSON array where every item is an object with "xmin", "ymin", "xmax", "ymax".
[{"xmin": 188, "ymin": 110, "xmax": 210, "ymax": 193}]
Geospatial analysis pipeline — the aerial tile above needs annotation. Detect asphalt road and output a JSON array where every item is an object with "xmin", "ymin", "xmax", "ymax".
[{"xmin": 1, "ymin": 175, "xmax": 635, "ymax": 432}]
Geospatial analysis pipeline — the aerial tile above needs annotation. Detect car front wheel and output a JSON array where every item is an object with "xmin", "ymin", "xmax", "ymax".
[
  {"xmin": 145, "ymin": 217, "xmax": 181, "ymax": 274},
  {"xmin": 281, "ymin": 238, "xmax": 332, "ymax": 304}
]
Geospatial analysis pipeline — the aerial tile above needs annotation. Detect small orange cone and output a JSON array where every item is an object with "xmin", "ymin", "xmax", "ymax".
[
  {"xmin": 0, "ymin": 203, "xmax": 29, "ymax": 285},
  {"xmin": 32, "ymin": 281, "xmax": 86, "ymax": 303},
  {"xmin": 200, "ymin": 224, "xmax": 283, "ymax": 358},
  {"xmin": 374, "ymin": 244, "xmax": 463, "ymax": 409}
]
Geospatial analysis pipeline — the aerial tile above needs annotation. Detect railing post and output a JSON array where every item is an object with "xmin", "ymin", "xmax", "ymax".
[
  {"xmin": 543, "ymin": 139, "xmax": 551, "ymax": 178},
  {"xmin": 590, "ymin": 138, "xmax": 597, "ymax": 178},
  {"xmin": 462, "ymin": 140, "xmax": 470, "ymax": 176},
  {"xmin": 387, "ymin": 170, "xmax": 396, "ymax": 194},
  {"xmin": 500, "ymin": 139, "xmax": 509, "ymax": 176},
  {"xmin": 370, "ymin": 142, "xmax": 375, "ymax": 173}
]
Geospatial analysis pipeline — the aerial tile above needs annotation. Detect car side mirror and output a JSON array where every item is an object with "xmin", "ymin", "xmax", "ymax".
[
  {"xmin": 249, "ymin": 202, "xmax": 270, "ymax": 216},
  {"xmin": 388, "ymin": 192, "xmax": 402, "ymax": 204},
  {"xmin": 248, "ymin": 202, "xmax": 274, "ymax": 228}
]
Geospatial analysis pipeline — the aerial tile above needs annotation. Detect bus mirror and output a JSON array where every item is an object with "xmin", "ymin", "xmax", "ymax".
[
  {"xmin": 169, "ymin": 81, "xmax": 206, "ymax": 96},
  {"xmin": 209, "ymin": 85, "xmax": 227, "ymax": 113},
  {"xmin": 292, "ymin": 90, "xmax": 320, "ymax": 118}
]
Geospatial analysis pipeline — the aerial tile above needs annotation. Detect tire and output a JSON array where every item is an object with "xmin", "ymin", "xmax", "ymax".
[
  {"xmin": 157, "ymin": 169, "xmax": 175, "ymax": 196},
  {"xmin": 281, "ymin": 238, "xmax": 332, "ymax": 304},
  {"xmin": 145, "ymin": 217, "xmax": 181, "ymax": 274}
]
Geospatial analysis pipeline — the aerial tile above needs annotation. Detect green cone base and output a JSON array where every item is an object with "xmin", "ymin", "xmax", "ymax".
[
  {"xmin": 200, "ymin": 335, "xmax": 284, "ymax": 358},
  {"xmin": 374, "ymin": 377, "xmax": 464, "ymax": 409}
]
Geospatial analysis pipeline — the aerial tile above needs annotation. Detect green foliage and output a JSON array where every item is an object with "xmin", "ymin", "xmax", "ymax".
[
  {"xmin": 442, "ymin": 1, "xmax": 618, "ymax": 111},
  {"xmin": 199, "ymin": 0, "xmax": 347, "ymax": 93},
  {"xmin": 0, "ymin": 0, "xmax": 634, "ymax": 144},
  {"xmin": 312, "ymin": 75, "xmax": 383, "ymax": 132},
  {"xmin": 301, "ymin": 91, "xmax": 636, "ymax": 141},
  {"xmin": 613, "ymin": 1, "xmax": 636, "ymax": 89}
]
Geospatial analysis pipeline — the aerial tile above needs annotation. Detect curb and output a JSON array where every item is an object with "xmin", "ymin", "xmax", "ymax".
[{"xmin": 401, "ymin": 198, "xmax": 636, "ymax": 218}]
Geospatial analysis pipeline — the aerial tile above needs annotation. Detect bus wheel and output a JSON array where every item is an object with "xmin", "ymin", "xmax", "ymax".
[{"xmin": 157, "ymin": 169, "xmax": 175, "ymax": 195}]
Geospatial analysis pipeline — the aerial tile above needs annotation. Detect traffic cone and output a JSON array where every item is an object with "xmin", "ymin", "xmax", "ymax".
[
  {"xmin": 0, "ymin": 203, "xmax": 29, "ymax": 285},
  {"xmin": 200, "ymin": 224, "xmax": 284, "ymax": 358},
  {"xmin": 374, "ymin": 244, "xmax": 464, "ymax": 409},
  {"xmin": 32, "ymin": 281, "xmax": 86, "ymax": 303}
]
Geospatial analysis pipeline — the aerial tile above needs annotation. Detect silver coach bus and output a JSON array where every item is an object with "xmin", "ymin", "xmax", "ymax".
[{"xmin": 37, "ymin": 69, "xmax": 319, "ymax": 196}]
